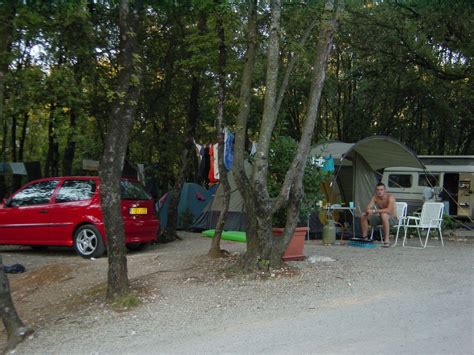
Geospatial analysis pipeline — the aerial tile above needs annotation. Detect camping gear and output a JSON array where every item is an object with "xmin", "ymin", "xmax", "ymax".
[
  {"xmin": 310, "ymin": 136, "xmax": 424, "ymax": 213},
  {"xmin": 158, "ymin": 183, "xmax": 214, "ymax": 230},
  {"xmin": 348, "ymin": 240, "xmax": 376, "ymax": 248},
  {"xmin": 191, "ymin": 163, "xmax": 250, "ymax": 231},
  {"xmin": 402, "ymin": 202, "xmax": 445, "ymax": 249},
  {"xmin": 309, "ymin": 136, "xmax": 424, "ymax": 237},
  {"xmin": 202, "ymin": 229, "xmax": 246, "ymax": 243},
  {"xmin": 322, "ymin": 219, "xmax": 336, "ymax": 245}
]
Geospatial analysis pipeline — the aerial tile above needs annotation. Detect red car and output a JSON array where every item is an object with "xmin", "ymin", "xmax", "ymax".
[{"xmin": 0, "ymin": 176, "xmax": 159, "ymax": 258}]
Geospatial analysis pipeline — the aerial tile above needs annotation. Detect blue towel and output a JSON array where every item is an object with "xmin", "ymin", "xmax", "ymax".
[
  {"xmin": 322, "ymin": 155, "xmax": 335, "ymax": 172},
  {"xmin": 224, "ymin": 129, "xmax": 234, "ymax": 171}
]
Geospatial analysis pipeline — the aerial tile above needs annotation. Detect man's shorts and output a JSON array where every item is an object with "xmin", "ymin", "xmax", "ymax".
[{"xmin": 369, "ymin": 214, "xmax": 398, "ymax": 226}]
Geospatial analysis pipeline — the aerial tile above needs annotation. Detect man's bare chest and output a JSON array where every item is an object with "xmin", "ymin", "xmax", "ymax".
[{"xmin": 375, "ymin": 196, "xmax": 389, "ymax": 208}]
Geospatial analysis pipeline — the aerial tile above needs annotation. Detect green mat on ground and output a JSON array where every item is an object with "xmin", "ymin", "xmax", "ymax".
[{"xmin": 202, "ymin": 229, "xmax": 246, "ymax": 243}]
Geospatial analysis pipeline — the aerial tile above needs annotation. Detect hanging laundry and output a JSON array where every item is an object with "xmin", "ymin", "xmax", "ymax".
[
  {"xmin": 213, "ymin": 143, "xmax": 219, "ymax": 180},
  {"xmin": 208, "ymin": 144, "xmax": 218, "ymax": 184},
  {"xmin": 322, "ymin": 155, "xmax": 335, "ymax": 172},
  {"xmin": 250, "ymin": 142, "xmax": 257, "ymax": 156},
  {"xmin": 224, "ymin": 128, "xmax": 234, "ymax": 171},
  {"xmin": 194, "ymin": 140, "xmax": 203, "ymax": 163},
  {"xmin": 199, "ymin": 145, "xmax": 210, "ymax": 183}
]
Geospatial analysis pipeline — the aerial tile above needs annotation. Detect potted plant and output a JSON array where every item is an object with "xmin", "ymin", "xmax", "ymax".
[{"xmin": 268, "ymin": 136, "xmax": 327, "ymax": 261}]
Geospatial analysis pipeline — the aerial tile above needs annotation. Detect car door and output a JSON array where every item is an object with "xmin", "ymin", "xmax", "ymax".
[
  {"xmin": 48, "ymin": 178, "xmax": 99, "ymax": 245},
  {"xmin": 0, "ymin": 179, "xmax": 59, "ymax": 245}
]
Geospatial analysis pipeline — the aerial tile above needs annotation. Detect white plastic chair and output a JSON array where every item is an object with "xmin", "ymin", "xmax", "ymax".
[
  {"xmin": 370, "ymin": 202, "xmax": 407, "ymax": 245},
  {"xmin": 393, "ymin": 202, "xmax": 408, "ymax": 246},
  {"xmin": 402, "ymin": 202, "xmax": 444, "ymax": 249}
]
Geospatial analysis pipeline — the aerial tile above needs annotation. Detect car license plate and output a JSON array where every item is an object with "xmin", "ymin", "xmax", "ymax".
[{"xmin": 129, "ymin": 207, "xmax": 147, "ymax": 215}]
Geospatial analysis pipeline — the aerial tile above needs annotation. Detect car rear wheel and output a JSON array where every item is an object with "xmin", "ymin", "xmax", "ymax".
[{"xmin": 74, "ymin": 225, "xmax": 105, "ymax": 258}]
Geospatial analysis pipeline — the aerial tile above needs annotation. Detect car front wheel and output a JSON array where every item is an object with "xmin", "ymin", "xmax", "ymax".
[{"xmin": 74, "ymin": 225, "xmax": 105, "ymax": 258}]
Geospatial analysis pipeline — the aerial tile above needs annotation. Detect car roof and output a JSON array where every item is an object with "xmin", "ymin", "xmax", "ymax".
[{"xmin": 26, "ymin": 176, "xmax": 139, "ymax": 184}]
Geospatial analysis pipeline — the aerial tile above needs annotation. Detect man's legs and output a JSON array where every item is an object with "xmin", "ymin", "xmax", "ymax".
[
  {"xmin": 380, "ymin": 212, "xmax": 390, "ymax": 244},
  {"xmin": 360, "ymin": 213, "xmax": 370, "ymax": 238}
]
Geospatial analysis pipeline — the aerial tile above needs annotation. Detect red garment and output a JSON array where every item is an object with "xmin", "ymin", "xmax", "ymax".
[{"xmin": 208, "ymin": 144, "xmax": 218, "ymax": 183}]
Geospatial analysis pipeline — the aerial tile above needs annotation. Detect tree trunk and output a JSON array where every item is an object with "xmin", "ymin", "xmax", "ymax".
[
  {"xmin": 62, "ymin": 108, "xmax": 77, "ymax": 176},
  {"xmin": 10, "ymin": 115, "xmax": 16, "ymax": 162},
  {"xmin": 99, "ymin": 0, "xmax": 143, "ymax": 301},
  {"xmin": 0, "ymin": 1, "xmax": 16, "ymax": 199},
  {"xmin": 234, "ymin": 0, "xmax": 342, "ymax": 271},
  {"xmin": 208, "ymin": 1, "xmax": 230, "ymax": 258},
  {"xmin": 10, "ymin": 114, "xmax": 22, "ymax": 190},
  {"xmin": 45, "ymin": 103, "xmax": 59, "ymax": 177},
  {"xmin": 232, "ymin": 0, "xmax": 258, "ymax": 266},
  {"xmin": 0, "ymin": 255, "xmax": 33, "ymax": 352}
]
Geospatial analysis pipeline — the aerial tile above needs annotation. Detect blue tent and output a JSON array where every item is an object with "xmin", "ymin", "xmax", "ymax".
[{"xmin": 158, "ymin": 183, "xmax": 215, "ymax": 230}]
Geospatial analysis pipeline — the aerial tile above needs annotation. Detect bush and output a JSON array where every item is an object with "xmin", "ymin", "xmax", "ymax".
[{"xmin": 268, "ymin": 136, "xmax": 327, "ymax": 226}]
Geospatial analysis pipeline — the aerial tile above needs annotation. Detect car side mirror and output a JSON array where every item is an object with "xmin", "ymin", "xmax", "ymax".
[{"xmin": 2, "ymin": 198, "xmax": 11, "ymax": 207}]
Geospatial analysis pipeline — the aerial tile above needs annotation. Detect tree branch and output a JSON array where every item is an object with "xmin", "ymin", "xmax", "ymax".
[
  {"xmin": 233, "ymin": 0, "xmax": 257, "ymax": 203},
  {"xmin": 275, "ymin": 16, "xmax": 319, "ymax": 117},
  {"xmin": 273, "ymin": 0, "xmax": 342, "ymax": 213}
]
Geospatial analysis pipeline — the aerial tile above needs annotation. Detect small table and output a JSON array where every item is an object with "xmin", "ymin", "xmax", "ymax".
[{"xmin": 322, "ymin": 205, "xmax": 357, "ymax": 238}]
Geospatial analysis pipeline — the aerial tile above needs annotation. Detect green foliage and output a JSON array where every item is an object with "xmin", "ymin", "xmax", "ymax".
[
  {"xmin": 256, "ymin": 257, "xmax": 270, "ymax": 271},
  {"xmin": 442, "ymin": 215, "xmax": 460, "ymax": 230},
  {"xmin": 268, "ymin": 135, "xmax": 327, "ymax": 226}
]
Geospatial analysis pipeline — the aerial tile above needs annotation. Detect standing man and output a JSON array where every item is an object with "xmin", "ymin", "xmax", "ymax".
[{"xmin": 360, "ymin": 182, "xmax": 398, "ymax": 247}]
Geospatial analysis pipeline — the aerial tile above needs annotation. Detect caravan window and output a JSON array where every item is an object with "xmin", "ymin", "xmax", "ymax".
[
  {"xmin": 388, "ymin": 174, "xmax": 412, "ymax": 188},
  {"xmin": 419, "ymin": 174, "xmax": 440, "ymax": 187}
]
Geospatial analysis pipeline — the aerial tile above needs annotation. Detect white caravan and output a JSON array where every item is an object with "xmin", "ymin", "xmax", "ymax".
[{"xmin": 381, "ymin": 156, "xmax": 473, "ymax": 219}]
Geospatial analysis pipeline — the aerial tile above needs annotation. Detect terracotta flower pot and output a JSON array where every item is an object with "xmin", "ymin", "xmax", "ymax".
[{"xmin": 272, "ymin": 227, "xmax": 309, "ymax": 261}]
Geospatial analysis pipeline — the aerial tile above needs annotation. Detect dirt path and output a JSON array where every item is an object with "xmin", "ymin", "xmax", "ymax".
[{"xmin": 2, "ymin": 232, "xmax": 473, "ymax": 354}]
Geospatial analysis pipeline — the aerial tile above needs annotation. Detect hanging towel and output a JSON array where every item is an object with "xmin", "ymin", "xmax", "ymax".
[
  {"xmin": 194, "ymin": 141, "xmax": 203, "ymax": 163},
  {"xmin": 199, "ymin": 146, "xmax": 210, "ymax": 182},
  {"xmin": 213, "ymin": 143, "xmax": 220, "ymax": 180},
  {"xmin": 322, "ymin": 155, "xmax": 335, "ymax": 172},
  {"xmin": 224, "ymin": 129, "xmax": 234, "ymax": 171},
  {"xmin": 250, "ymin": 142, "xmax": 257, "ymax": 156},
  {"xmin": 208, "ymin": 144, "xmax": 218, "ymax": 183}
]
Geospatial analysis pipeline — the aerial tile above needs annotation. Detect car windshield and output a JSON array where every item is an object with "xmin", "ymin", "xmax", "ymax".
[{"xmin": 120, "ymin": 180, "xmax": 150, "ymax": 200}]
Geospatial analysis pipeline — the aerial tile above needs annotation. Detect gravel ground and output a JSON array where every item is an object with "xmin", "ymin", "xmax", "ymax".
[{"xmin": 5, "ymin": 232, "xmax": 474, "ymax": 354}]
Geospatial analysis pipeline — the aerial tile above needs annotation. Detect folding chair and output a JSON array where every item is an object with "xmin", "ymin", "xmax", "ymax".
[
  {"xmin": 370, "ymin": 202, "xmax": 407, "ymax": 244},
  {"xmin": 393, "ymin": 202, "xmax": 408, "ymax": 246},
  {"xmin": 402, "ymin": 202, "xmax": 444, "ymax": 249}
]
